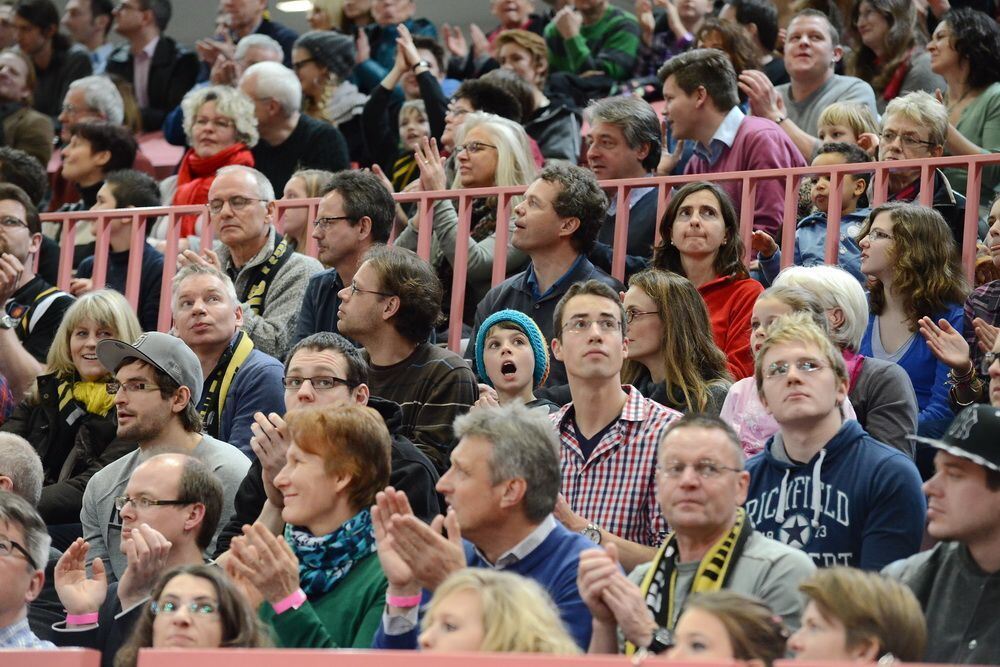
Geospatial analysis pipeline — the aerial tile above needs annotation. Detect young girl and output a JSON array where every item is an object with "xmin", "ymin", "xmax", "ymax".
[
  {"xmin": 473, "ymin": 309, "xmax": 556, "ymax": 413},
  {"xmin": 720, "ymin": 285, "xmax": 856, "ymax": 456}
]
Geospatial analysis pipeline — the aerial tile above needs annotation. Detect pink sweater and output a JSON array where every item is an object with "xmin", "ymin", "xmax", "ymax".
[{"xmin": 684, "ymin": 115, "xmax": 806, "ymax": 238}]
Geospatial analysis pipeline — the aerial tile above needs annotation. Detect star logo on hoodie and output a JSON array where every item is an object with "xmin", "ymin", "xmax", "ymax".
[{"xmin": 779, "ymin": 514, "xmax": 812, "ymax": 548}]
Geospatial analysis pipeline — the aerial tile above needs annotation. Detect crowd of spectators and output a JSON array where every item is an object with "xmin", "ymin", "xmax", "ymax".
[{"xmin": 1, "ymin": 0, "xmax": 1000, "ymax": 664}]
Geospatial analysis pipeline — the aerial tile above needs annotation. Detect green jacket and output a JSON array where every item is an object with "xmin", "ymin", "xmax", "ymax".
[{"xmin": 260, "ymin": 553, "xmax": 387, "ymax": 649}]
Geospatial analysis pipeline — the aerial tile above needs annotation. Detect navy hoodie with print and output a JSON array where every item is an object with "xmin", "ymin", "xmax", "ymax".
[{"xmin": 744, "ymin": 420, "xmax": 925, "ymax": 571}]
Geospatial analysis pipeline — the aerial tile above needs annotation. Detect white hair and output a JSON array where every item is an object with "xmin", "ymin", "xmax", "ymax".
[
  {"xmin": 234, "ymin": 33, "xmax": 283, "ymax": 63},
  {"xmin": 772, "ymin": 265, "xmax": 870, "ymax": 351},
  {"xmin": 241, "ymin": 61, "xmax": 302, "ymax": 117},
  {"xmin": 67, "ymin": 75, "xmax": 124, "ymax": 126},
  {"xmin": 181, "ymin": 85, "xmax": 259, "ymax": 147}
]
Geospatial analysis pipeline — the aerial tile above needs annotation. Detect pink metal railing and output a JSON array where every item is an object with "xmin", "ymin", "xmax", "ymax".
[{"xmin": 39, "ymin": 153, "xmax": 1000, "ymax": 353}]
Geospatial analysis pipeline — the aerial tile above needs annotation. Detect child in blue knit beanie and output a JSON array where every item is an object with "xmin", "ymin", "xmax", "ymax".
[{"xmin": 473, "ymin": 309, "xmax": 556, "ymax": 413}]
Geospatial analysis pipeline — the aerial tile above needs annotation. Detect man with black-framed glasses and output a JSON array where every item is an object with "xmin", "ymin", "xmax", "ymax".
[
  {"xmin": 0, "ymin": 490, "xmax": 53, "ymax": 648},
  {"xmin": 51, "ymin": 454, "xmax": 224, "ymax": 666},
  {"xmin": 80, "ymin": 331, "xmax": 249, "ymax": 583},
  {"xmin": 293, "ymin": 171, "xmax": 395, "ymax": 347},
  {"xmin": 214, "ymin": 331, "xmax": 440, "ymax": 556}
]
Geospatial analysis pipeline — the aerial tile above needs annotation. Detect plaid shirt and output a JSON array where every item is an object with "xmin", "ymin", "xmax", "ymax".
[
  {"xmin": 552, "ymin": 386, "xmax": 680, "ymax": 546},
  {"xmin": 0, "ymin": 617, "xmax": 55, "ymax": 648}
]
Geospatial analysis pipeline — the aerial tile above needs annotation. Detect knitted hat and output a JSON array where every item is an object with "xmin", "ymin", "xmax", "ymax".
[
  {"xmin": 294, "ymin": 30, "xmax": 356, "ymax": 81},
  {"xmin": 474, "ymin": 310, "xmax": 550, "ymax": 389}
]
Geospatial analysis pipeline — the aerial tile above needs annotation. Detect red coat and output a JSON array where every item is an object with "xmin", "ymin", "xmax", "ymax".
[
  {"xmin": 174, "ymin": 143, "xmax": 255, "ymax": 237},
  {"xmin": 698, "ymin": 274, "xmax": 763, "ymax": 380}
]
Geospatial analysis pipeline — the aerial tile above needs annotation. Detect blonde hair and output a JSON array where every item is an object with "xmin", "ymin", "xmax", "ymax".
[
  {"xmin": 288, "ymin": 168, "xmax": 335, "ymax": 198},
  {"xmin": 757, "ymin": 284, "xmax": 830, "ymax": 334},
  {"xmin": 308, "ymin": 0, "xmax": 344, "ymax": 30},
  {"xmin": 452, "ymin": 112, "xmax": 537, "ymax": 190},
  {"xmin": 47, "ymin": 290, "xmax": 143, "ymax": 380},
  {"xmin": 181, "ymin": 85, "xmax": 259, "ymax": 148},
  {"xmin": 754, "ymin": 312, "xmax": 848, "ymax": 393},
  {"xmin": 882, "ymin": 90, "xmax": 948, "ymax": 147},
  {"xmin": 817, "ymin": 102, "xmax": 879, "ymax": 136},
  {"xmin": 800, "ymin": 567, "xmax": 927, "ymax": 662},
  {"xmin": 424, "ymin": 569, "xmax": 580, "ymax": 655}
]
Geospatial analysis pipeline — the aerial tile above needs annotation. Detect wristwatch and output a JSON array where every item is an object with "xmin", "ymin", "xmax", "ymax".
[
  {"xmin": 411, "ymin": 60, "xmax": 430, "ymax": 72},
  {"xmin": 646, "ymin": 627, "xmax": 674, "ymax": 654},
  {"xmin": 580, "ymin": 522, "xmax": 602, "ymax": 544},
  {"xmin": 0, "ymin": 314, "xmax": 18, "ymax": 330}
]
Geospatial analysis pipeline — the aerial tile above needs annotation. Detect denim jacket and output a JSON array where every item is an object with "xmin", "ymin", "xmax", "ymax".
[{"xmin": 758, "ymin": 207, "xmax": 870, "ymax": 286}]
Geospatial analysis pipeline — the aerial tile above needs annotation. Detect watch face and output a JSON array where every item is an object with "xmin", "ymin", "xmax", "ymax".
[
  {"xmin": 649, "ymin": 627, "xmax": 674, "ymax": 654},
  {"xmin": 0, "ymin": 315, "xmax": 17, "ymax": 329},
  {"xmin": 582, "ymin": 526, "xmax": 601, "ymax": 544}
]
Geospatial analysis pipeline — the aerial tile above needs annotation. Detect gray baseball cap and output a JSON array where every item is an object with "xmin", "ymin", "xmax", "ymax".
[{"xmin": 97, "ymin": 332, "xmax": 204, "ymax": 405}]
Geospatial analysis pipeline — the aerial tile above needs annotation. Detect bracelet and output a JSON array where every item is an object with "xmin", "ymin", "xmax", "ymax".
[
  {"xmin": 386, "ymin": 593, "xmax": 423, "ymax": 608},
  {"xmin": 66, "ymin": 612, "xmax": 99, "ymax": 625},
  {"xmin": 947, "ymin": 363, "xmax": 977, "ymax": 386},
  {"xmin": 271, "ymin": 588, "xmax": 306, "ymax": 615}
]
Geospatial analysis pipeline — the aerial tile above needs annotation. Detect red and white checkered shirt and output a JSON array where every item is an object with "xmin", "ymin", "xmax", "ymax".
[{"xmin": 552, "ymin": 385, "xmax": 681, "ymax": 546}]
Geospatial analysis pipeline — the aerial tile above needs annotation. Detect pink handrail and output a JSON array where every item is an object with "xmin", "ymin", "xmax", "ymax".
[{"xmin": 40, "ymin": 153, "xmax": 1000, "ymax": 353}]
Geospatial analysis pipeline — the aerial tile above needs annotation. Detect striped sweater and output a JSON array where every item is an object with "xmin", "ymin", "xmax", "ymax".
[{"xmin": 545, "ymin": 5, "xmax": 640, "ymax": 82}]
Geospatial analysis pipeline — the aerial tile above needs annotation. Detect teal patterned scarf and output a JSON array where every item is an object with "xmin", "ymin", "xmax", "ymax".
[{"xmin": 285, "ymin": 508, "xmax": 377, "ymax": 598}]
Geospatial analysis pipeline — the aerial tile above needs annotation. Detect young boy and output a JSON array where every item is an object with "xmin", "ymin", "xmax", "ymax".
[
  {"xmin": 753, "ymin": 142, "xmax": 871, "ymax": 286},
  {"xmin": 71, "ymin": 169, "xmax": 165, "ymax": 331},
  {"xmin": 817, "ymin": 102, "xmax": 880, "ymax": 157},
  {"xmin": 473, "ymin": 309, "xmax": 556, "ymax": 412}
]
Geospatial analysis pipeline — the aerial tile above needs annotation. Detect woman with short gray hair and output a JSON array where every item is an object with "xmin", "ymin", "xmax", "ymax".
[{"xmin": 173, "ymin": 85, "xmax": 258, "ymax": 239}]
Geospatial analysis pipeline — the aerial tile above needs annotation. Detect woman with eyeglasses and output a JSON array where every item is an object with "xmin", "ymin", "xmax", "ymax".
[
  {"xmin": 621, "ymin": 268, "xmax": 732, "ymax": 416},
  {"xmin": 395, "ymin": 112, "xmax": 537, "ymax": 325},
  {"xmin": 858, "ymin": 203, "xmax": 968, "ymax": 467},
  {"xmin": 651, "ymin": 181, "xmax": 764, "ymax": 380},
  {"xmin": 113, "ymin": 564, "xmax": 270, "ymax": 667},
  {"xmin": 927, "ymin": 7, "xmax": 1000, "ymax": 214},
  {"xmin": 787, "ymin": 567, "xmax": 925, "ymax": 663},
  {"xmin": 224, "ymin": 404, "xmax": 390, "ymax": 649},
  {"xmin": 1, "ymin": 290, "xmax": 141, "ymax": 529},
  {"xmin": 170, "ymin": 86, "xmax": 257, "ymax": 242},
  {"xmin": 919, "ymin": 193, "xmax": 1000, "ymax": 410},
  {"xmin": 293, "ymin": 31, "xmax": 368, "ymax": 165}
]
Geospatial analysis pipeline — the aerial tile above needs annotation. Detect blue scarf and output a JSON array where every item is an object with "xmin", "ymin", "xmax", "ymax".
[{"xmin": 285, "ymin": 508, "xmax": 377, "ymax": 598}]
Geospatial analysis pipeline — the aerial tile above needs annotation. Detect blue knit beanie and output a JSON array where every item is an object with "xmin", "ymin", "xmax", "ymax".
[{"xmin": 474, "ymin": 310, "xmax": 550, "ymax": 389}]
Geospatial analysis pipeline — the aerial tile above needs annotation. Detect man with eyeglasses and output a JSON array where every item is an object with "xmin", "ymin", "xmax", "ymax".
[
  {"xmin": 179, "ymin": 165, "xmax": 323, "ymax": 360},
  {"xmin": 214, "ymin": 331, "xmax": 439, "ymax": 556},
  {"xmin": 0, "ymin": 183, "xmax": 74, "ymax": 403},
  {"xmin": 105, "ymin": 0, "xmax": 198, "ymax": 132},
  {"xmin": 51, "ymin": 454, "xmax": 223, "ymax": 666},
  {"xmin": 578, "ymin": 414, "xmax": 814, "ymax": 656},
  {"xmin": 171, "ymin": 263, "xmax": 284, "ymax": 457},
  {"xmin": 80, "ymin": 331, "xmax": 249, "ymax": 582},
  {"xmin": 878, "ymin": 91, "xmax": 974, "ymax": 247},
  {"xmin": 548, "ymin": 280, "xmax": 679, "ymax": 574},
  {"xmin": 336, "ymin": 245, "xmax": 477, "ymax": 474},
  {"xmin": 744, "ymin": 313, "xmax": 925, "ymax": 571},
  {"xmin": 293, "ymin": 171, "xmax": 394, "ymax": 346},
  {"xmin": 884, "ymin": 405, "xmax": 1000, "ymax": 664},
  {"xmin": 0, "ymin": 490, "xmax": 53, "ymax": 648}
]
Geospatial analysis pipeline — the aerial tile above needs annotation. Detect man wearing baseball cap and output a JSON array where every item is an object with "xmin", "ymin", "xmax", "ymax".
[
  {"xmin": 78, "ymin": 332, "xmax": 250, "ymax": 581},
  {"xmin": 884, "ymin": 405, "xmax": 1000, "ymax": 664}
]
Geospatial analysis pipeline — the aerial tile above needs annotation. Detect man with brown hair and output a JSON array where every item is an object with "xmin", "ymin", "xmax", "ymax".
[{"xmin": 336, "ymin": 245, "xmax": 477, "ymax": 473}]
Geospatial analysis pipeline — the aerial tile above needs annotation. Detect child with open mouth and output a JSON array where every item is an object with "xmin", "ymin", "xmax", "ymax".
[{"xmin": 473, "ymin": 309, "xmax": 557, "ymax": 413}]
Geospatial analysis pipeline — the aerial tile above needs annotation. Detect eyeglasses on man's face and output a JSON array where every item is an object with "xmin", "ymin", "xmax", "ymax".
[
  {"xmin": 764, "ymin": 358, "xmax": 828, "ymax": 379},
  {"xmin": 106, "ymin": 380, "xmax": 161, "ymax": 395},
  {"xmin": 114, "ymin": 495, "xmax": 193, "ymax": 511},
  {"xmin": 207, "ymin": 196, "xmax": 267, "ymax": 216},
  {"xmin": 348, "ymin": 281, "xmax": 394, "ymax": 298},
  {"xmin": 282, "ymin": 376, "xmax": 351, "ymax": 391},
  {"xmin": 658, "ymin": 459, "xmax": 742, "ymax": 479},
  {"xmin": 313, "ymin": 215, "xmax": 355, "ymax": 231},
  {"xmin": 0, "ymin": 535, "xmax": 38, "ymax": 570}
]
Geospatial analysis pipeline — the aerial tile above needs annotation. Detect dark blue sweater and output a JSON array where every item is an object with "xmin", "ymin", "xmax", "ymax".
[
  {"xmin": 745, "ymin": 419, "xmax": 925, "ymax": 571},
  {"xmin": 76, "ymin": 242, "xmax": 164, "ymax": 332},
  {"xmin": 372, "ymin": 521, "xmax": 595, "ymax": 650}
]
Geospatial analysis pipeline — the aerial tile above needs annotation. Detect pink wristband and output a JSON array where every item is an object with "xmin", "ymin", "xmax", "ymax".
[
  {"xmin": 66, "ymin": 612, "xmax": 99, "ymax": 625},
  {"xmin": 386, "ymin": 594, "xmax": 422, "ymax": 608},
  {"xmin": 271, "ymin": 588, "xmax": 307, "ymax": 615}
]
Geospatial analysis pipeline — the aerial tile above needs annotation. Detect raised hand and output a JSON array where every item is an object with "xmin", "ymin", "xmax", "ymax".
[
  {"xmin": 576, "ymin": 547, "xmax": 618, "ymax": 624},
  {"xmin": 751, "ymin": 230, "xmax": 779, "ymax": 258},
  {"xmin": 442, "ymin": 24, "xmax": 469, "ymax": 58},
  {"xmin": 918, "ymin": 316, "xmax": 972, "ymax": 372},
  {"xmin": 469, "ymin": 23, "xmax": 490, "ymax": 59},
  {"xmin": 974, "ymin": 318, "xmax": 999, "ymax": 354},
  {"xmin": 249, "ymin": 411, "xmax": 289, "ymax": 507},
  {"xmin": 55, "ymin": 538, "xmax": 108, "ymax": 617},
  {"xmin": 415, "ymin": 137, "xmax": 448, "ymax": 193},
  {"xmin": 372, "ymin": 487, "xmax": 419, "ymax": 594},
  {"xmin": 356, "ymin": 28, "xmax": 371, "ymax": 64},
  {"xmin": 118, "ymin": 523, "xmax": 173, "ymax": 608},
  {"xmin": 227, "ymin": 522, "xmax": 301, "ymax": 605},
  {"xmin": 388, "ymin": 507, "xmax": 466, "ymax": 592}
]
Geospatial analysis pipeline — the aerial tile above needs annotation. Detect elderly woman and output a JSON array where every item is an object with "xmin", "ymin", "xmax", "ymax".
[
  {"xmin": 848, "ymin": 0, "xmax": 944, "ymax": 113},
  {"xmin": 395, "ymin": 112, "xmax": 537, "ymax": 325},
  {"xmin": 493, "ymin": 29, "xmax": 581, "ymax": 163},
  {"xmin": 651, "ymin": 181, "xmax": 764, "ymax": 380},
  {"xmin": 113, "ymin": 565, "xmax": 270, "ymax": 667},
  {"xmin": 928, "ymin": 7, "xmax": 1000, "ymax": 213},
  {"xmin": 1, "ymin": 290, "xmax": 142, "ymax": 526},
  {"xmin": 293, "ymin": 31, "xmax": 368, "ymax": 165},
  {"xmin": 173, "ymin": 85, "xmax": 257, "ymax": 239},
  {"xmin": 226, "ymin": 404, "xmax": 390, "ymax": 648},
  {"xmin": 279, "ymin": 169, "xmax": 336, "ymax": 253}
]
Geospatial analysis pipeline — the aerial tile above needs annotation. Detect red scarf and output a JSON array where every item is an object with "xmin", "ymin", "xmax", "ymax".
[
  {"xmin": 880, "ymin": 47, "xmax": 916, "ymax": 103},
  {"xmin": 174, "ymin": 143, "xmax": 255, "ymax": 237}
]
